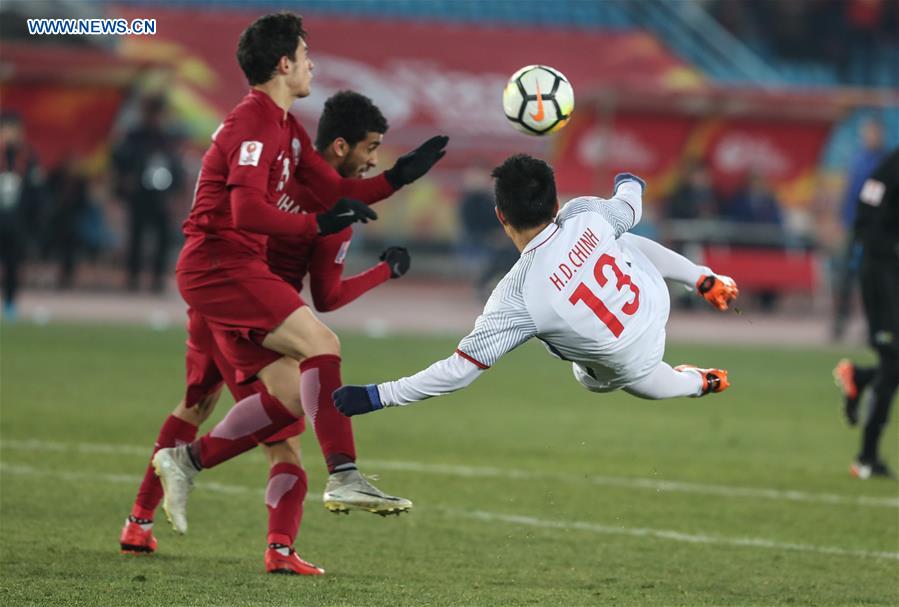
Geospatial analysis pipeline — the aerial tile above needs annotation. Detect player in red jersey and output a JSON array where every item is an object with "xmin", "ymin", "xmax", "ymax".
[
  {"xmin": 131, "ymin": 13, "xmax": 446, "ymax": 572},
  {"xmin": 121, "ymin": 91, "xmax": 416, "ymax": 573}
]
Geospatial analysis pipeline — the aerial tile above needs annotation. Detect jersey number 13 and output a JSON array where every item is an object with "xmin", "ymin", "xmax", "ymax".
[{"xmin": 568, "ymin": 254, "xmax": 640, "ymax": 338}]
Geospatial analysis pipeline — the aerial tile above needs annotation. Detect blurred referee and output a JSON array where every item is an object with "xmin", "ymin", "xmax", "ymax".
[{"xmin": 833, "ymin": 146, "xmax": 899, "ymax": 480}]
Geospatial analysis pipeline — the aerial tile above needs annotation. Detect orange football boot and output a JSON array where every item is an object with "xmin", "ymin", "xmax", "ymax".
[
  {"xmin": 265, "ymin": 547, "xmax": 325, "ymax": 576},
  {"xmin": 676, "ymin": 365, "xmax": 730, "ymax": 396},
  {"xmin": 119, "ymin": 518, "xmax": 158, "ymax": 554},
  {"xmin": 833, "ymin": 359, "xmax": 861, "ymax": 426}
]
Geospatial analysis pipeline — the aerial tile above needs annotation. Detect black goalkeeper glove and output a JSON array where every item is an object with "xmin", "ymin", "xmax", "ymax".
[
  {"xmin": 333, "ymin": 384, "xmax": 383, "ymax": 417},
  {"xmin": 316, "ymin": 198, "xmax": 378, "ymax": 236},
  {"xmin": 384, "ymin": 135, "xmax": 449, "ymax": 189},
  {"xmin": 380, "ymin": 246, "xmax": 410, "ymax": 278}
]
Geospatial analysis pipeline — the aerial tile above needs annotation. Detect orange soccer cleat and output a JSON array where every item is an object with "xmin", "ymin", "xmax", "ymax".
[
  {"xmin": 833, "ymin": 359, "xmax": 861, "ymax": 426},
  {"xmin": 676, "ymin": 365, "xmax": 730, "ymax": 396},
  {"xmin": 119, "ymin": 518, "xmax": 158, "ymax": 555},
  {"xmin": 696, "ymin": 274, "xmax": 739, "ymax": 311},
  {"xmin": 265, "ymin": 547, "xmax": 325, "ymax": 576}
]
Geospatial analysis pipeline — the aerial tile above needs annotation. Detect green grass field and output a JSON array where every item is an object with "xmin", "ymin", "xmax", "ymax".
[{"xmin": 1, "ymin": 323, "xmax": 897, "ymax": 606}]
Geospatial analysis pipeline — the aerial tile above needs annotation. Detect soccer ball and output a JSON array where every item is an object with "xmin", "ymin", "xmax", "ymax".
[{"xmin": 502, "ymin": 65, "xmax": 574, "ymax": 136}]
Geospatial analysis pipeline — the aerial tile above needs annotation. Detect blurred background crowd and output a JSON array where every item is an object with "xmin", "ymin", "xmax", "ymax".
[{"xmin": 0, "ymin": 0, "xmax": 897, "ymax": 337}]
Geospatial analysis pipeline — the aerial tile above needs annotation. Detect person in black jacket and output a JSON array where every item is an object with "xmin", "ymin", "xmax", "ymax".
[
  {"xmin": 833, "ymin": 147, "xmax": 899, "ymax": 480},
  {"xmin": 0, "ymin": 111, "xmax": 45, "ymax": 320},
  {"xmin": 112, "ymin": 95, "xmax": 185, "ymax": 293}
]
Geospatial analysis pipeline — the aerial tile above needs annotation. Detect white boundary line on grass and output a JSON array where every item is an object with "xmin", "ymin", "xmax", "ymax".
[
  {"xmin": 446, "ymin": 509, "xmax": 899, "ymax": 562},
  {"xmin": 3, "ymin": 438, "xmax": 896, "ymax": 509},
  {"xmin": 2, "ymin": 461, "xmax": 897, "ymax": 562}
]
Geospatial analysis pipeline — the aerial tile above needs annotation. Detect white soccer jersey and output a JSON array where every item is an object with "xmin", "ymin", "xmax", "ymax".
[{"xmin": 377, "ymin": 181, "xmax": 670, "ymax": 406}]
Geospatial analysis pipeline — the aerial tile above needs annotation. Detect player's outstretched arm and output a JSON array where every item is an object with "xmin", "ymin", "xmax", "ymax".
[
  {"xmin": 384, "ymin": 135, "xmax": 449, "ymax": 189},
  {"xmin": 334, "ymin": 354, "xmax": 485, "ymax": 416},
  {"xmin": 333, "ymin": 265, "xmax": 537, "ymax": 416},
  {"xmin": 309, "ymin": 236, "xmax": 408, "ymax": 312},
  {"xmin": 557, "ymin": 173, "xmax": 644, "ymax": 238}
]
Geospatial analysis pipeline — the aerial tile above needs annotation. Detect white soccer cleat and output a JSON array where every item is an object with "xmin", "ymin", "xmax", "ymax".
[
  {"xmin": 152, "ymin": 446, "xmax": 198, "ymax": 534},
  {"xmin": 323, "ymin": 469, "xmax": 412, "ymax": 516}
]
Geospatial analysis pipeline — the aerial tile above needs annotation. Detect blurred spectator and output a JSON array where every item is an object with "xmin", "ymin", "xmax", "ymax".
[
  {"xmin": 833, "ymin": 118, "xmax": 887, "ymax": 339},
  {"xmin": 0, "ymin": 111, "xmax": 45, "ymax": 320},
  {"xmin": 724, "ymin": 171, "xmax": 785, "ymax": 311},
  {"xmin": 45, "ymin": 156, "xmax": 89, "ymax": 289},
  {"xmin": 111, "ymin": 95, "xmax": 185, "ymax": 293},
  {"xmin": 457, "ymin": 162, "xmax": 517, "ymax": 300},
  {"xmin": 665, "ymin": 161, "xmax": 719, "ymax": 220},
  {"xmin": 724, "ymin": 171, "xmax": 783, "ymax": 226}
]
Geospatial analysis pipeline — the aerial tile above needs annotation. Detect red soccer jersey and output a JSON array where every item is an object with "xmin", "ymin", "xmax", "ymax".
[
  {"xmin": 267, "ymin": 180, "xmax": 391, "ymax": 309},
  {"xmin": 178, "ymin": 89, "xmax": 396, "ymax": 271}
]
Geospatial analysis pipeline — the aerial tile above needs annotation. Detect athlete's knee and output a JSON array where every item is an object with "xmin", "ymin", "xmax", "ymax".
[
  {"xmin": 173, "ymin": 389, "xmax": 221, "ymax": 425},
  {"xmin": 305, "ymin": 324, "xmax": 340, "ymax": 357},
  {"xmin": 263, "ymin": 440, "xmax": 301, "ymax": 467}
]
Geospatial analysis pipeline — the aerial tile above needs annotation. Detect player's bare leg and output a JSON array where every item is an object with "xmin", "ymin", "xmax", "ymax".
[
  {"xmin": 121, "ymin": 390, "xmax": 221, "ymax": 553},
  {"xmin": 573, "ymin": 361, "xmax": 728, "ymax": 399},
  {"xmin": 266, "ymin": 307, "xmax": 412, "ymax": 515},
  {"xmin": 154, "ymin": 356, "xmax": 302, "ymax": 534},
  {"xmin": 260, "ymin": 436, "xmax": 324, "ymax": 575}
]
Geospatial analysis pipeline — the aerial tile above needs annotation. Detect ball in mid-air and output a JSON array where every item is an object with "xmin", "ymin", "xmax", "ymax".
[{"xmin": 502, "ymin": 65, "xmax": 574, "ymax": 136}]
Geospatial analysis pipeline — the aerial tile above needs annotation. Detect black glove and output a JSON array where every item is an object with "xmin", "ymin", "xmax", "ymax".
[
  {"xmin": 384, "ymin": 135, "xmax": 449, "ymax": 189},
  {"xmin": 333, "ymin": 384, "xmax": 383, "ymax": 417},
  {"xmin": 380, "ymin": 246, "xmax": 410, "ymax": 278},
  {"xmin": 316, "ymin": 198, "xmax": 378, "ymax": 236}
]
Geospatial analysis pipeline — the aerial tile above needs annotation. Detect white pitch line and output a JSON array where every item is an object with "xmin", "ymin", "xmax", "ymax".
[
  {"xmin": 2, "ymin": 461, "xmax": 896, "ymax": 563},
  {"xmin": 448, "ymin": 509, "xmax": 899, "ymax": 562},
  {"xmin": 3, "ymin": 438, "xmax": 897, "ymax": 509}
]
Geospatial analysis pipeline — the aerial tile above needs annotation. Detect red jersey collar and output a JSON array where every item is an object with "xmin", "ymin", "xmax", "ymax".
[{"xmin": 248, "ymin": 89, "xmax": 288, "ymax": 124}]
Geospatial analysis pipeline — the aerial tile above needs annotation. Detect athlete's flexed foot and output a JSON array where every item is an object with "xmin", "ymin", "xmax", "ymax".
[
  {"xmin": 152, "ymin": 445, "xmax": 199, "ymax": 534},
  {"xmin": 119, "ymin": 517, "xmax": 158, "ymax": 554},
  {"xmin": 323, "ymin": 469, "xmax": 412, "ymax": 516},
  {"xmin": 265, "ymin": 545, "xmax": 325, "ymax": 575},
  {"xmin": 675, "ymin": 365, "xmax": 730, "ymax": 396}
]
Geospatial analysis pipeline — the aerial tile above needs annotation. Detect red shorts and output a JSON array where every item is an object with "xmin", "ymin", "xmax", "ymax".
[
  {"xmin": 184, "ymin": 308, "xmax": 305, "ymax": 440},
  {"xmin": 177, "ymin": 242, "xmax": 305, "ymax": 384}
]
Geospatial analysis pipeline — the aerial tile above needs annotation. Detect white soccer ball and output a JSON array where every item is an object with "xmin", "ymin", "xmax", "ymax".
[{"xmin": 502, "ymin": 65, "xmax": 574, "ymax": 136}]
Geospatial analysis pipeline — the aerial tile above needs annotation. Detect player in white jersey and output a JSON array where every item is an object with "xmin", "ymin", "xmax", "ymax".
[{"xmin": 333, "ymin": 154, "xmax": 738, "ymax": 416}]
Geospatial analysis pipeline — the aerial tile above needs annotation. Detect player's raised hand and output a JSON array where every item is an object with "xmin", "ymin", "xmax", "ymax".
[
  {"xmin": 613, "ymin": 172, "xmax": 646, "ymax": 194},
  {"xmin": 380, "ymin": 246, "xmax": 411, "ymax": 278},
  {"xmin": 696, "ymin": 274, "xmax": 739, "ymax": 311},
  {"xmin": 333, "ymin": 384, "xmax": 383, "ymax": 417},
  {"xmin": 317, "ymin": 198, "xmax": 378, "ymax": 235},
  {"xmin": 385, "ymin": 135, "xmax": 449, "ymax": 188}
]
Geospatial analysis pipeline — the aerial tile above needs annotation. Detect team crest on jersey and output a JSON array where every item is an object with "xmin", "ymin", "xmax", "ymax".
[
  {"xmin": 238, "ymin": 141, "xmax": 263, "ymax": 166},
  {"xmin": 291, "ymin": 138, "xmax": 301, "ymax": 164},
  {"xmin": 334, "ymin": 240, "xmax": 351, "ymax": 264}
]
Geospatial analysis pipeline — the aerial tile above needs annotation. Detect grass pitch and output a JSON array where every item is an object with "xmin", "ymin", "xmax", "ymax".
[{"xmin": 1, "ymin": 323, "xmax": 897, "ymax": 606}]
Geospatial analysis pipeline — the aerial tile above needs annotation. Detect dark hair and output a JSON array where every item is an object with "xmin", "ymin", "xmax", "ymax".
[
  {"xmin": 314, "ymin": 90, "xmax": 389, "ymax": 152},
  {"xmin": 491, "ymin": 154, "xmax": 557, "ymax": 230},
  {"xmin": 237, "ymin": 13, "xmax": 306, "ymax": 86}
]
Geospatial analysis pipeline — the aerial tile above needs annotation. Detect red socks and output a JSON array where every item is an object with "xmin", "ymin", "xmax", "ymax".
[
  {"xmin": 300, "ymin": 354, "xmax": 356, "ymax": 472},
  {"xmin": 196, "ymin": 392, "xmax": 298, "ymax": 469},
  {"xmin": 132, "ymin": 415, "xmax": 198, "ymax": 519},
  {"xmin": 265, "ymin": 463, "xmax": 307, "ymax": 547}
]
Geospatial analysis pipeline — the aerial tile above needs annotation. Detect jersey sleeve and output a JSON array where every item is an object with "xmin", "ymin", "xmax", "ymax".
[
  {"xmin": 375, "ymin": 265, "xmax": 537, "ymax": 407},
  {"xmin": 557, "ymin": 181, "xmax": 643, "ymax": 238},
  {"xmin": 293, "ymin": 124, "xmax": 395, "ymax": 207},
  {"xmin": 223, "ymin": 116, "xmax": 280, "ymax": 194},
  {"xmin": 309, "ymin": 229, "xmax": 391, "ymax": 311}
]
